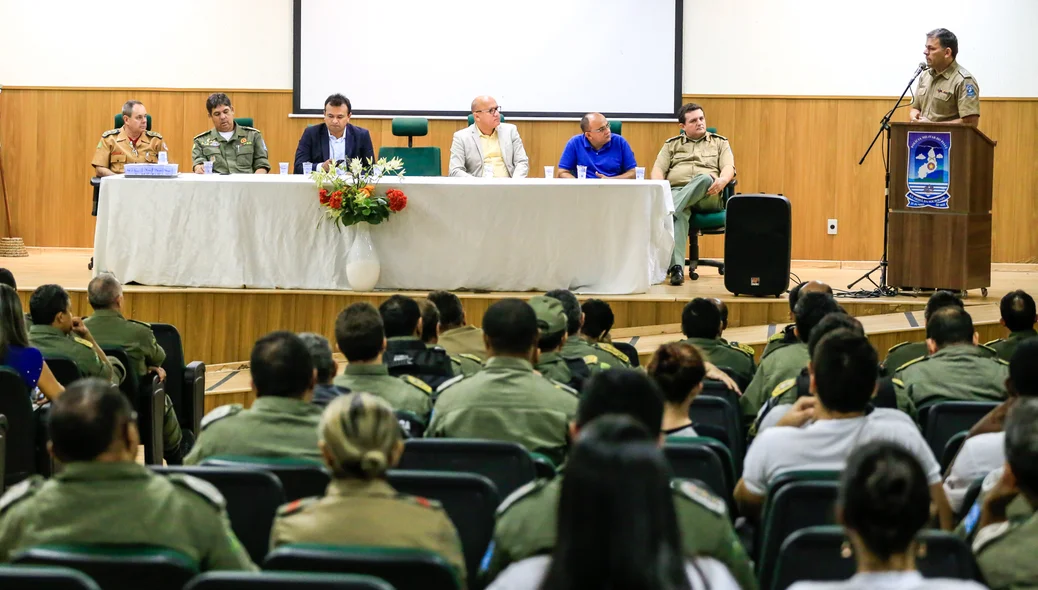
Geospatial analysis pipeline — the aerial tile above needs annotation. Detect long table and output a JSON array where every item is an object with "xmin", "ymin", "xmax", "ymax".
[{"xmin": 93, "ymin": 175, "xmax": 675, "ymax": 294}]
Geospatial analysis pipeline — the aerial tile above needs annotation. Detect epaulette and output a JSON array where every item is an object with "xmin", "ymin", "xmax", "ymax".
[
  {"xmin": 979, "ymin": 344, "xmax": 999, "ymax": 356},
  {"xmin": 193, "ymin": 130, "xmax": 211, "ymax": 140},
  {"xmin": 595, "ymin": 342, "xmax": 630, "ymax": 364},
  {"xmin": 995, "ymin": 358, "xmax": 1010, "ymax": 366},
  {"xmin": 401, "ymin": 374, "xmax": 433, "ymax": 395},
  {"xmin": 276, "ymin": 496, "xmax": 320, "ymax": 516},
  {"xmin": 458, "ymin": 353, "xmax": 483, "ymax": 364},
  {"xmin": 200, "ymin": 404, "xmax": 243, "ymax": 430},
  {"xmin": 582, "ymin": 354, "xmax": 599, "ymax": 366},
  {"xmin": 729, "ymin": 342, "xmax": 755, "ymax": 357},
  {"xmin": 101, "ymin": 129, "xmax": 120, "ymax": 138},
  {"xmin": 709, "ymin": 132, "xmax": 728, "ymax": 141},
  {"xmin": 399, "ymin": 494, "xmax": 444, "ymax": 511},
  {"xmin": 496, "ymin": 478, "xmax": 550, "ymax": 515},
  {"xmin": 767, "ymin": 332, "xmax": 784, "ymax": 342},
  {"xmin": 671, "ymin": 480, "xmax": 726, "ymax": 516},
  {"xmin": 73, "ymin": 336, "xmax": 94, "ymax": 348},
  {"xmin": 664, "ymin": 135, "xmax": 684, "ymax": 143},
  {"xmin": 239, "ymin": 126, "xmax": 259, "ymax": 132},
  {"xmin": 887, "ymin": 341, "xmax": 911, "ymax": 353},
  {"xmin": 435, "ymin": 374, "xmax": 465, "ymax": 394},
  {"xmin": 894, "ymin": 356, "xmax": 927, "ymax": 373},
  {"xmin": 891, "ymin": 378, "xmax": 905, "ymax": 388},
  {"xmin": 145, "ymin": 130, "xmax": 163, "ymax": 139},
  {"xmin": 169, "ymin": 473, "xmax": 226, "ymax": 509},
  {"xmin": 128, "ymin": 318, "xmax": 152, "ymax": 328},
  {"xmin": 548, "ymin": 379, "xmax": 579, "ymax": 396},
  {"xmin": 984, "ymin": 338, "xmax": 1005, "ymax": 347},
  {"xmin": 0, "ymin": 476, "xmax": 44, "ymax": 514},
  {"xmin": 770, "ymin": 378, "xmax": 796, "ymax": 398}
]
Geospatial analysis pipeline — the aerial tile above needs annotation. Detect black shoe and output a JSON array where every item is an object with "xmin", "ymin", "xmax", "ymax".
[
  {"xmin": 668, "ymin": 265, "xmax": 684, "ymax": 286},
  {"xmin": 689, "ymin": 271, "xmax": 699, "ymax": 281}
]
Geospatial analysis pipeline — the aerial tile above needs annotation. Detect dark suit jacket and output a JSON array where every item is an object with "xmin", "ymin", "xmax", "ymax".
[{"xmin": 293, "ymin": 123, "xmax": 374, "ymax": 173}]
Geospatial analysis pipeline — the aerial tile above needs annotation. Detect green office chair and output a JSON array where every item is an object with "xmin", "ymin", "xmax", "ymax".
[
  {"xmin": 234, "ymin": 117, "xmax": 254, "ymax": 128},
  {"xmin": 377, "ymin": 118, "xmax": 442, "ymax": 176},
  {"xmin": 685, "ymin": 126, "xmax": 736, "ymax": 277},
  {"xmin": 466, "ymin": 113, "xmax": 505, "ymax": 125},
  {"xmin": 265, "ymin": 545, "xmax": 461, "ymax": 590},
  {"xmin": 113, "ymin": 113, "xmax": 152, "ymax": 131},
  {"xmin": 13, "ymin": 544, "xmax": 199, "ymax": 590},
  {"xmin": 609, "ymin": 120, "xmax": 622, "ymax": 135}
]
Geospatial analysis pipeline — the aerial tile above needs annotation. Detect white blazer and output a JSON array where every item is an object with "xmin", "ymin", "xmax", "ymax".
[{"xmin": 448, "ymin": 123, "xmax": 529, "ymax": 178}]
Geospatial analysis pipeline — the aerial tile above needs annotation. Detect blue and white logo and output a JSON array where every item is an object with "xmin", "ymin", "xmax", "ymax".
[{"xmin": 906, "ymin": 131, "xmax": 952, "ymax": 209}]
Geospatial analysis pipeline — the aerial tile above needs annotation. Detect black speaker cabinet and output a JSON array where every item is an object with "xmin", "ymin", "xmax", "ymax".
[{"xmin": 723, "ymin": 194, "xmax": 791, "ymax": 297}]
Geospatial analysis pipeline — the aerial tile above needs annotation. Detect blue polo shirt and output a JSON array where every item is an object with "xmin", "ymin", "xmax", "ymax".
[{"xmin": 558, "ymin": 134, "xmax": 637, "ymax": 178}]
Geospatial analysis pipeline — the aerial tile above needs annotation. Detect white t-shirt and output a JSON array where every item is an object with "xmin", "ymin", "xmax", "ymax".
[
  {"xmin": 943, "ymin": 432, "xmax": 1004, "ymax": 513},
  {"xmin": 218, "ymin": 130, "xmax": 234, "ymax": 141},
  {"xmin": 487, "ymin": 554, "xmax": 740, "ymax": 590},
  {"xmin": 742, "ymin": 410, "xmax": 941, "ymax": 495},
  {"xmin": 789, "ymin": 570, "xmax": 986, "ymax": 590},
  {"xmin": 665, "ymin": 424, "xmax": 699, "ymax": 438}
]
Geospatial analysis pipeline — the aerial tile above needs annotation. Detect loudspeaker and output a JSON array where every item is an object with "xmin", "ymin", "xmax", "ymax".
[{"xmin": 723, "ymin": 194, "xmax": 791, "ymax": 297}]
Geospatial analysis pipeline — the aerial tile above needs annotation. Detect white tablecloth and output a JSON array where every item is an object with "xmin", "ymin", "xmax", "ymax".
[{"xmin": 93, "ymin": 175, "xmax": 675, "ymax": 294}]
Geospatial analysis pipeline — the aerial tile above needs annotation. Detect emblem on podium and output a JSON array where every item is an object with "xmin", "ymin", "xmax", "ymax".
[{"xmin": 906, "ymin": 131, "xmax": 952, "ymax": 209}]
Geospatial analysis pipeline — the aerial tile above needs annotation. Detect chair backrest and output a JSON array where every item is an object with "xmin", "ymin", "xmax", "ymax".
[
  {"xmin": 609, "ymin": 120, "xmax": 622, "ymax": 135},
  {"xmin": 12, "ymin": 544, "xmax": 198, "ymax": 590},
  {"xmin": 100, "ymin": 347, "xmax": 139, "ymax": 402},
  {"xmin": 0, "ymin": 367, "xmax": 35, "ymax": 487},
  {"xmin": 200, "ymin": 456, "xmax": 331, "ymax": 502},
  {"xmin": 113, "ymin": 113, "xmax": 152, "ymax": 131},
  {"xmin": 662, "ymin": 440, "xmax": 732, "ymax": 514},
  {"xmin": 151, "ymin": 465, "xmax": 286, "ymax": 564},
  {"xmin": 139, "ymin": 375, "xmax": 165, "ymax": 465},
  {"xmin": 959, "ymin": 475, "xmax": 986, "ymax": 521},
  {"xmin": 150, "ymin": 323, "xmax": 205, "ymax": 435},
  {"xmin": 940, "ymin": 430, "xmax": 969, "ymax": 473},
  {"xmin": 397, "ymin": 439, "xmax": 536, "ymax": 499},
  {"xmin": 395, "ymin": 410, "xmax": 427, "ymax": 438},
  {"xmin": 265, "ymin": 545, "xmax": 460, "ymax": 590},
  {"xmin": 757, "ymin": 471, "xmax": 841, "ymax": 589},
  {"xmin": 0, "ymin": 565, "xmax": 102, "ymax": 590},
  {"xmin": 611, "ymin": 341, "xmax": 639, "ymax": 367},
  {"xmin": 376, "ymin": 146, "xmax": 442, "ymax": 177},
  {"xmin": 670, "ymin": 436, "xmax": 736, "ymax": 501},
  {"xmin": 234, "ymin": 117, "xmax": 254, "ymax": 128},
  {"xmin": 45, "ymin": 357, "xmax": 82, "ymax": 387},
  {"xmin": 924, "ymin": 401, "xmax": 1000, "ymax": 458},
  {"xmin": 688, "ymin": 394, "xmax": 744, "ymax": 472},
  {"xmin": 185, "ymin": 571, "xmax": 395, "ymax": 590},
  {"xmin": 387, "ymin": 470, "xmax": 498, "ymax": 582}
]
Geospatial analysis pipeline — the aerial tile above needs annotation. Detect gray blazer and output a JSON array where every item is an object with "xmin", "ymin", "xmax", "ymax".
[{"xmin": 448, "ymin": 123, "xmax": 529, "ymax": 178}]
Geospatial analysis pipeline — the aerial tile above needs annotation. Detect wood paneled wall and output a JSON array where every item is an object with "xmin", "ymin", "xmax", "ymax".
[{"xmin": 1, "ymin": 88, "xmax": 1035, "ymax": 261}]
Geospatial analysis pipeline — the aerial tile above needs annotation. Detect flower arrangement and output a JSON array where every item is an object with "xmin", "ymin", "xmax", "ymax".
[{"xmin": 311, "ymin": 157, "xmax": 408, "ymax": 229}]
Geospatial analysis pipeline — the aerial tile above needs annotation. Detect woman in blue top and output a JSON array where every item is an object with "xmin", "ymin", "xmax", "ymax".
[{"xmin": 0, "ymin": 284, "xmax": 63, "ymax": 401}]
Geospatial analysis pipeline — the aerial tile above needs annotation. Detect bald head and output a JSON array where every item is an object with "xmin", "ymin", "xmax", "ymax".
[
  {"xmin": 580, "ymin": 112, "xmax": 611, "ymax": 149},
  {"xmin": 471, "ymin": 95, "xmax": 500, "ymax": 134},
  {"xmin": 87, "ymin": 273, "xmax": 123, "ymax": 310},
  {"xmin": 709, "ymin": 298, "xmax": 729, "ymax": 331},
  {"xmin": 580, "ymin": 112, "xmax": 606, "ymax": 133}
]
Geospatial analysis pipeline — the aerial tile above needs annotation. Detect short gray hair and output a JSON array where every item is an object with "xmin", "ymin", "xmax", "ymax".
[
  {"xmin": 87, "ymin": 273, "xmax": 122, "ymax": 310},
  {"xmin": 121, "ymin": 100, "xmax": 143, "ymax": 119},
  {"xmin": 298, "ymin": 332, "xmax": 336, "ymax": 383}
]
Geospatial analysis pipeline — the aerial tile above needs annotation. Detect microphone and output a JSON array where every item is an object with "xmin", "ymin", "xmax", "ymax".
[{"xmin": 911, "ymin": 62, "xmax": 926, "ymax": 81}]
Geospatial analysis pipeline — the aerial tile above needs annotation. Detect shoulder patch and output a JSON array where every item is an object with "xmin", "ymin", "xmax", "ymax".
[
  {"xmin": 730, "ymin": 342, "xmax": 755, "ymax": 357},
  {"xmin": 984, "ymin": 338, "xmax": 1005, "ymax": 347},
  {"xmin": 72, "ymin": 336, "xmax": 94, "ymax": 348},
  {"xmin": 276, "ymin": 496, "xmax": 320, "ymax": 517},
  {"xmin": 770, "ymin": 378, "xmax": 796, "ymax": 398},
  {"xmin": 145, "ymin": 130, "xmax": 163, "ymax": 139},
  {"xmin": 894, "ymin": 356, "xmax": 927, "ymax": 373},
  {"xmin": 767, "ymin": 332, "xmax": 784, "ymax": 342},
  {"xmin": 169, "ymin": 473, "xmax": 226, "ymax": 509},
  {"xmin": 672, "ymin": 480, "xmax": 726, "ymax": 516},
  {"xmin": 458, "ymin": 353, "xmax": 483, "ymax": 364},
  {"xmin": 101, "ymin": 129, "xmax": 120, "ymax": 138},
  {"xmin": 0, "ymin": 476, "xmax": 43, "ymax": 514},
  {"xmin": 435, "ymin": 373, "xmax": 465, "ymax": 394},
  {"xmin": 595, "ymin": 342, "xmax": 630, "ymax": 364},
  {"xmin": 399, "ymin": 494, "xmax": 443, "ymax": 511},
  {"xmin": 200, "ymin": 404, "xmax": 243, "ymax": 430},
  {"xmin": 497, "ymin": 479, "xmax": 550, "ymax": 515},
  {"xmin": 401, "ymin": 374, "xmax": 433, "ymax": 394}
]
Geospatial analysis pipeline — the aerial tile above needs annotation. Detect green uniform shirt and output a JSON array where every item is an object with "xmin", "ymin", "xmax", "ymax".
[
  {"xmin": 185, "ymin": 396, "xmax": 324, "ymax": 465},
  {"xmin": 333, "ymin": 364, "xmax": 432, "ymax": 417},
  {"xmin": 682, "ymin": 337, "xmax": 756, "ymax": 384},
  {"xmin": 485, "ymin": 476, "xmax": 756, "ymax": 590},
  {"xmin": 449, "ymin": 352, "xmax": 484, "ymax": 377},
  {"xmin": 760, "ymin": 325, "xmax": 798, "ymax": 361},
  {"xmin": 29, "ymin": 324, "xmax": 116, "ymax": 384},
  {"xmin": 653, "ymin": 132, "xmax": 735, "ymax": 188},
  {"xmin": 559, "ymin": 336, "xmax": 605, "ymax": 372},
  {"xmin": 427, "ymin": 357, "xmax": 579, "ymax": 465},
  {"xmin": 741, "ymin": 342, "xmax": 810, "ymax": 421},
  {"xmin": 437, "ymin": 325, "xmax": 486, "ymax": 360},
  {"xmin": 0, "ymin": 462, "xmax": 255, "ymax": 570},
  {"xmin": 83, "ymin": 308, "xmax": 165, "ymax": 378},
  {"xmin": 975, "ymin": 508, "xmax": 1038, "ymax": 590},
  {"xmin": 535, "ymin": 351, "xmax": 574, "ymax": 385},
  {"xmin": 882, "ymin": 341, "xmax": 929, "ymax": 374},
  {"xmin": 574, "ymin": 336, "xmax": 630, "ymax": 370},
  {"xmin": 896, "ymin": 344, "xmax": 1009, "ymax": 407},
  {"xmin": 985, "ymin": 329, "xmax": 1038, "ymax": 363},
  {"xmin": 911, "ymin": 61, "xmax": 980, "ymax": 122},
  {"xmin": 191, "ymin": 124, "xmax": 270, "ymax": 174}
]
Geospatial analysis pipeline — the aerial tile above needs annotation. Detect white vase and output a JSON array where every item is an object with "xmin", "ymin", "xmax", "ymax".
[{"xmin": 346, "ymin": 222, "xmax": 380, "ymax": 291}]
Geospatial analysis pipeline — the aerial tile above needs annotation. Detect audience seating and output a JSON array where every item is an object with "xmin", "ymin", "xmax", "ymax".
[
  {"xmin": 199, "ymin": 456, "xmax": 330, "ymax": 503},
  {"xmin": 140, "ymin": 375, "xmax": 166, "ymax": 465},
  {"xmin": 377, "ymin": 118, "xmax": 441, "ymax": 176},
  {"xmin": 45, "ymin": 357, "xmax": 82, "ymax": 386},
  {"xmin": 922, "ymin": 402, "xmax": 1000, "ymax": 459},
  {"xmin": 265, "ymin": 545, "xmax": 459, "ymax": 590},
  {"xmin": 395, "ymin": 410, "xmax": 426, "ymax": 438},
  {"xmin": 12, "ymin": 544, "xmax": 198, "ymax": 590},
  {"xmin": 185, "ymin": 571, "xmax": 396, "ymax": 590},
  {"xmin": 528, "ymin": 452, "xmax": 558, "ymax": 479},
  {"xmin": 0, "ymin": 367, "xmax": 35, "ymax": 489},
  {"xmin": 0, "ymin": 565, "xmax": 102, "ymax": 590},
  {"xmin": 233, "ymin": 117, "xmax": 254, "ymax": 128},
  {"xmin": 611, "ymin": 341, "xmax": 640, "ymax": 368},
  {"xmin": 0, "ymin": 414, "xmax": 6, "ymax": 489},
  {"xmin": 150, "ymin": 323, "xmax": 206, "ymax": 437},
  {"xmin": 396, "ymin": 439, "xmax": 536, "ymax": 499},
  {"xmin": 940, "ymin": 430, "xmax": 969, "ymax": 473},
  {"xmin": 663, "ymin": 439, "xmax": 734, "ymax": 516},
  {"xmin": 688, "ymin": 394, "xmax": 744, "ymax": 471}
]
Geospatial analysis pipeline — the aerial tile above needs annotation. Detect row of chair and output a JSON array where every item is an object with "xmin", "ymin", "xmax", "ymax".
[{"xmin": 0, "ymin": 567, "xmax": 396, "ymax": 590}]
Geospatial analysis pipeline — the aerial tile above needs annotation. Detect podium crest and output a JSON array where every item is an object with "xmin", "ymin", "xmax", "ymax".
[{"xmin": 906, "ymin": 131, "xmax": 952, "ymax": 209}]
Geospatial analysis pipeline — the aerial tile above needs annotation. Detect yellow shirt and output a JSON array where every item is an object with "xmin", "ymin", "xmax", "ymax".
[{"xmin": 478, "ymin": 128, "xmax": 510, "ymax": 178}]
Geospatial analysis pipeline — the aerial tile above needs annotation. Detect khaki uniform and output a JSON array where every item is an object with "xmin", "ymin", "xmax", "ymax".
[
  {"xmin": 437, "ymin": 326, "xmax": 487, "ymax": 360},
  {"xmin": 185, "ymin": 396, "xmax": 324, "ymax": 465},
  {"xmin": 911, "ymin": 61, "xmax": 980, "ymax": 122},
  {"xmin": 985, "ymin": 328, "xmax": 1038, "ymax": 363},
  {"xmin": 896, "ymin": 344, "xmax": 1009, "ymax": 407},
  {"xmin": 29, "ymin": 325, "xmax": 117, "ymax": 384},
  {"xmin": 272, "ymin": 478, "xmax": 466, "ymax": 587},
  {"xmin": 974, "ymin": 508, "xmax": 1038, "ymax": 590},
  {"xmin": 0, "ymin": 462, "xmax": 254, "ymax": 570},
  {"xmin": 485, "ymin": 476, "xmax": 756, "ymax": 590},
  {"xmin": 741, "ymin": 342, "xmax": 810, "ymax": 423},
  {"xmin": 333, "ymin": 364, "xmax": 432, "ymax": 417},
  {"xmin": 427, "ymin": 357, "xmax": 579, "ymax": 465},
  {"xmin": 191, "ymin": 125, "xmax": 270, "ymax": 174},
  {"xmin": 883, "ymin": 341, "xmax": 998, "ymax": 374},
  {"xmin": 682, "ymin": 337, "xmax": 756, "ymax": 384},
  {"xmin": 91, "ymin": 127, "xmax": 168, "ymax": 174},
  {"xmin": 449, "ymin": 352, "xmax": 484, "ymax": 377}
]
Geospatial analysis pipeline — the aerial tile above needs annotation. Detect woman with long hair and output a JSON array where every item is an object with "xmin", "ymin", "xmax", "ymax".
[
  {"xmin": 0, "ymin": 284, "xmax": 63, "ymax": 401},
  {"xmin": 489, "ymin": 414, "xmax": 739, "ymax": 590},
  {"xmin": 648, "ymin": 342, "xmax": 707, "ymax": 438}
]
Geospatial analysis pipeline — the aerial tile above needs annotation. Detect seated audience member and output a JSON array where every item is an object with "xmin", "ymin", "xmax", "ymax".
[
  {"xmin": 427, "ymin": 299, "xmax": 578, "ymax": 465},
  {"xmin": 763, "ymin": 281, "xmax": 833, "ymax": 358},
  {"xmin": 735, "ymin": 330, "xmax": 952, "ymax": 529},
  {"xmin": 0, "ymin": 285, "xmax": 63, "ymax": 401},
  {"xmin": 0, "ymin": 378, "xmax": 254, "ymax": 569},
  {"xmin": 896, "ymin": 307, "xmax": 1008, "ymax": 407},
  {"xmin": 28, "ymin": 284, "xmax": 120, "ymax": 385},
  {"xmin": 91, "ymin": 100, "xmax": 170, "ymax": 177},
  {"xmin": 331, "ymin": 302, "xmax": 432, "ymax": 416},
  {"xmin": 298, "ymin": 332, "xmax": 349, "ymax": 408},
  {"xmin": 651, "ymin": 102, "xmax": 735, "ymax": 285},
  {"xmin": 488, "ymin": 415, "xmax": 741, "ymax": 590},
  {"xmin": 545, "ymin": 289, "xmax": 601, "ymax": 372},
  {"xmin": 293, "ymin": 93, "xmax": 373, "ymax": 174},
  {"xmin": 270, "ymin": 393, "xmax": 465, "ymax": 585},
  {"xmin": 379, "ymin": 294, "xmax": 453, "ymax": 390},
  {"xmin": 973, "ymin": 399, "xmax": 1038, "ymax": 589},
  {"xmin": 531, "ymin": 295, "xmax": 590, "ymax": 392},
  {"xmin": 449, "ymin": 95, "xmax": 529, "ymax": 178},
  {"xmin": 427, "ymin": 290, "xmax": 486, "ymax": 360},
  {"xmin": 0, "ymin": 268, "xmax": 17, "ymax": 289},
  {"xmin": 985, "ymin": 290, "xmax": 1038, "ymax": 362},
  {"xmin": 191, "ymin": 93, "xmax": 270, "ymax": 174},
  {"xmin": 788, "ymin": 442, "xmax": 986, "ymax": 590},
  {"xmin": 557, "ymin": 112, "xmax": 636, "ymax": 180},
  {"xmin": 418, "ymin": 298, "xmax": 481, "ymax": 377},
  {"xmin": 484, "ymin": 369, "xmax": 755, "ymax": 590},
  {"xmin": 186, "ymin": 331, "xmax": 323, "ymax": 464},
  {"xmin": 680, "ymin": 297, "xmax": 755, "ymax": 385},
  {"xmin": 882, "ymin": 290, "xmax": 997, "ymax": 373},
  {"xmin": 579, "ymin": 298, "xmax": 631, "ymax": 369},
  {"xmin": 945, "ymin": 340, "xmax": 1038, "ymax": 512},
  {"xmin": 648, "ymin": 342, "xmax": 706, "ymax": 438}
]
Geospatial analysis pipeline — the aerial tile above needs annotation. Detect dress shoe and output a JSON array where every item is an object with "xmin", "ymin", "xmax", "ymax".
[{"xmin": 668, "ymin": 264, "xmax": 684, "ymax": 286}]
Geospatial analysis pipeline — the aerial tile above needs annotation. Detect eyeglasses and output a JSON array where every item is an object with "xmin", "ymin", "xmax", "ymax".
[
  {"xmin": 590, "ymin": 124, "xmax": 610, "ymax": 133},
  {"xmin": 474, "ymin": 106, "xmax": 502, "ymax": 114}
]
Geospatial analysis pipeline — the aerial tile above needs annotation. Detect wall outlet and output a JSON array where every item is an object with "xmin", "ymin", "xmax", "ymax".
[{"xmin": 827, "ymin": 219, "xmax": 838, "ymax": 235}]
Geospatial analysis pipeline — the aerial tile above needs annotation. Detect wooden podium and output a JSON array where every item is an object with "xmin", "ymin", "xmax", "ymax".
[{"xmin": 887, "ymin": 122, "xmax": 996, "ymax": 292}]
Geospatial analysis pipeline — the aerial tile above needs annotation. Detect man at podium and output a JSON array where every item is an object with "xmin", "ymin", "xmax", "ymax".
[{"xmin": 910, "ymin": 28, "xmax": 980, "ymax": 126}]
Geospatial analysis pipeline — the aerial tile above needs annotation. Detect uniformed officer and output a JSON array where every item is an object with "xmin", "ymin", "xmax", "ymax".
[
  {"xmin": 546, "ymin": 289, "xmax": 604, "ymax": 372},
  {"xmin": 985, "ymin": 290, "xmax": 1038, "ymax": 362},
  {"xmin": 298, "ymin": 332, "xmax": 350, "ymax": 407},
  {"xmin": 186, "ymin": 332, "xmax": 324, "ymax": 464},
  {"xmin": 427, "ymin": 299, "xmax": 579, "ymax": 466},
  {"xmin": 27, "ymin": 284, "xmax": 121, "ymax": 384},
  {"xmin": 483, "ymin": 369, "xmax": 756, "ymax": 589},
  {"xmin": 578, "ymin": 299, "xmax": 632, "ymax": 369},
  {"xmin": 332, "ymin": 302, "xmax": 432, "ymax": 416},
  {"xmin": 910, "ymin": 29, "xmax": 980, "ymax": 125},
  {"xmin": 83, "ymin": 274, "xmax": 187, "ymax": 463},
  {"xmin": 379, "ymin": 295, "xmax": 454, "ymax": 390},
  {"xmin": 652, "ymin": 102, "xmax": 736, "ymax": 285},
  {"xmin": 761, "ymin": 281, "xmax": 833, "ymax": 360},
  {"xmin": 427, "ymin": 290, "xmax": 487, "ymax": 360},
  {"xmin": 680, "ymin": 298, "xmax": 756, "ymax": 385},
  {"xmin": 418, "ymin": 298, "xmax": 483, "ymax": 377},
  {"xmin": 530, "ymin": 295, "xmax": 590, "ymax": 392},
  {"xmin": 91, "ymin": 100, "xmax": 169, "ymax": 177},
  {"xmin": 896, "ymin": 307, "xmax": 1008, "ymax": 409},
  {"xmin": 881, "ymin": 290, "xmax": 995, "ymax": 374},
  {"xmin": 191, "ymin": 93, "xmax": 270, "ymax": 175},
  {"xmin": 271, "ymin": 393, "xmax": 466, "ymax": 585},
  {"xmin": 0, "ymin": 379, "xmax": 255, "ymax": 569}
]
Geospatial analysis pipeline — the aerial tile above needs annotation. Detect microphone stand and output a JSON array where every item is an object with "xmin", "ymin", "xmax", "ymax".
[{"xmin": 846, "ymin": 66, "xmax": 925, "ymax": 297}]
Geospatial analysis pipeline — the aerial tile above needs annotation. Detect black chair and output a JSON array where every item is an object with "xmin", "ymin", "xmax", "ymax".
[
  {"xmin": 265, "ymin": 545, "xmax": 459, "ymax": 590},
  {"xmin": 12, "ymin": 544, "xmax": 198, "ymax": 590},
  {"xmin": 397, "ymin": 439, "xmax": 536, "ymax": 500},
  {"xmin": 185, "ymin": 571, "xmax": 396, "ymax": 590},
  {"xmin": 940, "ymin": 430, "xmax": 969, "ymax": 473},
  {"xmin": 45, "ymin": 357, "xmax": 82, "ymax": 387},
  {"xmin": 611, "ymin": 341, "xmax": 640, "ymax": 367},
  {"xmin": 200, "ymin": 457, "xmax": 331, "ymax": 502},
  {"xmin": 923, "ymin": 402, "xmax": 1000, "ymax": 459},
  {"xmin": 958, "ymin": 475, "xmax": 986, "ymax": 521},
  {"xmin": 387, "ymin": 470, "xmax": 499, "ymax": 583},
  {"xmin": 150, "ymin": 323, "xmax": 206, "ymax": 437},
  {"xmin": 395, "ymin": 410, "xmax": 426, "ymax": 438},
  {"xmin": 0, "ymin": 565, "xmax": 102, "ymax": 590},
  {"xmin": 151, "ymin": 465, "xmax": 285, "ymax": 565},
  {"xmin": 689, "ymin": 394, "xmax": 744, "ymax": 473},
  {"xmin": 663, "ymin": 440, "xmax": 733, "ymax": 516},
  {"xmin": 0, "ymin": 367, "xmax": 35, "ymax": 488},
  {"xmin": 99, "ymin": 347, "xmax": 160, "ymax": 464},
  {"xmin": 0, "ymin": 414, "xmax": 7, "ymax": 489}
]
